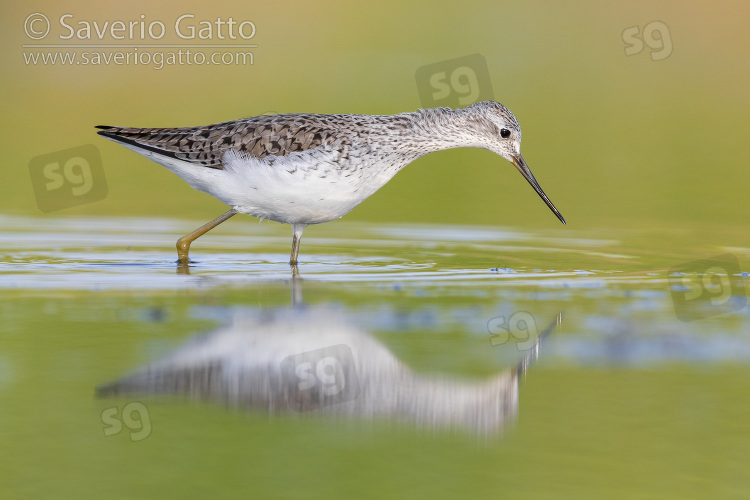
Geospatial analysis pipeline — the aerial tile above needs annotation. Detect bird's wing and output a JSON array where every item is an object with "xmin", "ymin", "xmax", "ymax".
[{"xmin": 96, "ymin": 114, "xmax": 353, "ymax": 170}]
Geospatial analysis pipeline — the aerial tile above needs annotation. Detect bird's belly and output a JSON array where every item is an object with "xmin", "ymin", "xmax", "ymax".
[
  {"xmin": 150, "ymin": 148, "xmax": 406, "ymax": 225},
  {"xmin": 234, "ymin": 177, "xmax": 368, "ymax": 224},
  {"xmin": 219, "ymin": 160, "xmax": 400, "ymax": 225}
]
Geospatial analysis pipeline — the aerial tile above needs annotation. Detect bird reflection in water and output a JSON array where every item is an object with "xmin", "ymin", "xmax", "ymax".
[{"xmin": 98, "ymin": 291, "xmax": 562, "ymax": 435}]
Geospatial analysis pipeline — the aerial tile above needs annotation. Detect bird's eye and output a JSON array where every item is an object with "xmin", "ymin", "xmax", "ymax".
[{"xmin": 500, "ymin": 128, "xmax": 511, "ymax": 139}]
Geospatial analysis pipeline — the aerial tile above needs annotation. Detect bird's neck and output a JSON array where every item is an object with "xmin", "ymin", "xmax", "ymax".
[{"xmin": 404, "ymin": 107, "xmax": 482, "ymax": 154}]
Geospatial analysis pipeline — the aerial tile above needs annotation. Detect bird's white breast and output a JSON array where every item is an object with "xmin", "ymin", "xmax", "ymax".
[{"xmin": 146, "ymin": 145, "xmax": 407, "ymax": 225}]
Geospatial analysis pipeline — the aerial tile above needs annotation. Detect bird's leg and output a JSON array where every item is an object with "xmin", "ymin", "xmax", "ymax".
[
  {"xmin": 290, "ymin": 223, "xmax": 306, "ymax": 267},
  {"xmin": 176, "ymin": 209, "xmax": 238, "ymax": 264}
]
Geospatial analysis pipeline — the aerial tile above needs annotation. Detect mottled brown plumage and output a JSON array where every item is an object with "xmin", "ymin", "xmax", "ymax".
[{"xmin": 96, "ymin": 113, "xmax": 414, "ymax": 169}]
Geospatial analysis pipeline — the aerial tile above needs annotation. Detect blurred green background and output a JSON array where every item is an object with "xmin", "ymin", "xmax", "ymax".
[{"xmin": 3, "ymin": 1, "xmax": 748, "ymax": 236}]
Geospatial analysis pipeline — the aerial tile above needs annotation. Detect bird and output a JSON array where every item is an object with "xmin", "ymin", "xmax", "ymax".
[{"xmin": 96, "ymin": 101, "xmax": 565, "ymax": 267}]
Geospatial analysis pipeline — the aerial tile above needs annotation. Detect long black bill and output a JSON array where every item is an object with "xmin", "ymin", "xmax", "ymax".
[{"xmin": 511, "ymin": 154, "xmax": 566, "ymax": 225}]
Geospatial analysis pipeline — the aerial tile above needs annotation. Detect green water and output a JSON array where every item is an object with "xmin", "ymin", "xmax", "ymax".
[{"xmin": 1, "ymin": 216, "xmax": 749, "ymax": 498}]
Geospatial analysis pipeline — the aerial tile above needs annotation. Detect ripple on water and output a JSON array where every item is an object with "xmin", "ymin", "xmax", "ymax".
[{"xmin": 0, "ymin": 215, "xmax": 639, "ymax": 290}]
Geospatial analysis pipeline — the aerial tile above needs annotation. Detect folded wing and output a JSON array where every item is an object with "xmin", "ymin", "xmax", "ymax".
[{"xmin": 96, "ymin": 113, "xmax": 351, "ymax": 169}]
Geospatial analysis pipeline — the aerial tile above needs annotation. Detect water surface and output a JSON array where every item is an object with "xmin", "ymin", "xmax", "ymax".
[{"xmin": 2, "ymin": 215, "xmax": 749, "ymax": 498}]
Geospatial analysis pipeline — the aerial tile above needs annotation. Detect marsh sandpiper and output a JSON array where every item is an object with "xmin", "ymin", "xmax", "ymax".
[{"xmin": 97, "ymin": 101, "xmax": 565, "ymax": 267}]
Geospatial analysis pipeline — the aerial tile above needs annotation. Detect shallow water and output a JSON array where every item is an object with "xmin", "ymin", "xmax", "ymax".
[{"xmin": 2, "ymin": 215, "xmax": 749, "ymax": 498}]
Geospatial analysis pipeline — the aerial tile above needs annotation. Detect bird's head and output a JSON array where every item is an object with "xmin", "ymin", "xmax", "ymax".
[{"xmin": 461, "ymin": 101, "xmax": 566, "ymax": 225}]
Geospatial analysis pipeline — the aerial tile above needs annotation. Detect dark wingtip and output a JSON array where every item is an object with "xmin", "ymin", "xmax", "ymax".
[
  {"xmin": 96, "ymin": 126, "xmax": 116, "ymax": 137},
  {"xmin": 93, "ymin": 126, "xmax": 185, "ymax": 164}
]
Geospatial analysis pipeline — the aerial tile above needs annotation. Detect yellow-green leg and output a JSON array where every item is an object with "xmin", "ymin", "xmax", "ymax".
[
  {"xmin": 176, "ymin": 209, "xmax": 238, "ymax": 264},
  {"xmin": 290, "ymin": 223, "xmax": 306, "ymax": 267}
]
